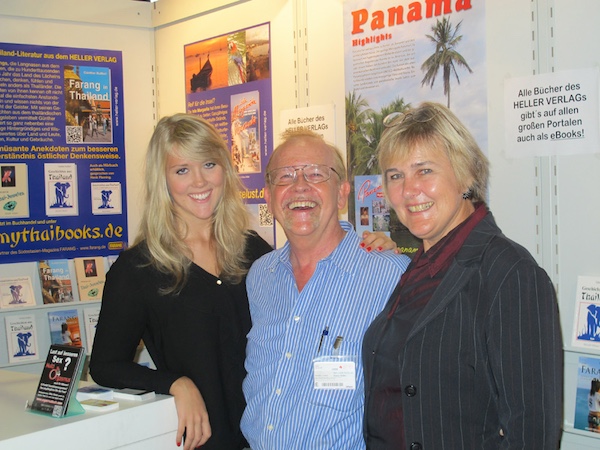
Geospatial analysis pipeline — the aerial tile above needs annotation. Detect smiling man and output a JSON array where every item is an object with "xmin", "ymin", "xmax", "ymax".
[{"xmin": 241, "ymin": 130, "xmax": 410, "ymax": 450}]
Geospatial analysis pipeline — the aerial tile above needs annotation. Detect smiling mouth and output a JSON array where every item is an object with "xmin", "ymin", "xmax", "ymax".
[
  {"xmin": 408, "ymin": 202, "xmax": 433, "ymax": 213},
  {"xmin": 288, "ymin": 200, "xmax": 317, "ymax": 210},
  {"xmin": 190, "ymin": 191, "xmax": 210, "ymax": 201}
]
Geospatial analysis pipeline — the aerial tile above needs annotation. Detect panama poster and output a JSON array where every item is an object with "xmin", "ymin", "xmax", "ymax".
[{"xmin": 343, "ymin": 0, "xmax": 487, "ymax": 256}]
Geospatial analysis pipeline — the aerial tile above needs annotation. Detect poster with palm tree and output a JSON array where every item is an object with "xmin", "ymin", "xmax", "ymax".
[{"xmin": 343, "ymin": 0, "xmax": 487, "ymax": 255}]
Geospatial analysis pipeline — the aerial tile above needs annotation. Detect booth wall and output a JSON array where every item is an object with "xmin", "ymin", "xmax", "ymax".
[{"xmin": 1, "ymin": 0, "xmax": 600, "ymax": 447}]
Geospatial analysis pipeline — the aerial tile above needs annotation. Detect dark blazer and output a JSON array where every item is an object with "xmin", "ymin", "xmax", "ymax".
[{"xmin": 364, "ymin": 211, "xmax": 563, "ymax": 449}]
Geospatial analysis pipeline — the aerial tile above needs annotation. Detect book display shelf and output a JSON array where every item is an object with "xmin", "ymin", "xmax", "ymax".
[{"xmin": 0, "ymin": 260, "xmax": 105, "ymax": 375}]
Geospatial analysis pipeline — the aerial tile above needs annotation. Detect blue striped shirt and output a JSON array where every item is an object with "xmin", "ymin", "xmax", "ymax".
[{"xmin": 242, "ymin": 221, "xmax": 410, "ymax": 450}]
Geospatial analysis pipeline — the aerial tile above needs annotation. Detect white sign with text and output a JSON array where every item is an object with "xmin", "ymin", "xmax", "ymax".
[
  {"xmin": 280, "ymin": 104, "xmax": 336, "ymax": 144},
  {"xmin": 504, "ymin": 68, "xmax": 599, "ymax": 157}
]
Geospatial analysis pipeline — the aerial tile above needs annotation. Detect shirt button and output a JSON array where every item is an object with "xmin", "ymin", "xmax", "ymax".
[
  {"xmin": 409, "ymin": 442, "xmax": 422, "ymax": 450},
  {"xmin": 285, "ymin": 352, "xmax": 292, "ymax": 359},
  {"xmin": 404, "ymin": 384, "xmax": 417, "ymax": 397},
  {"xmin": 267, "ymin": 424, "xmax": 274, "ymax": 431},
  {"xmin": 294, "ymin": 315, "xmax": 300, "ymax": 322},
  {"xmin": 275, "ymin": 388, "xmax": 281, "ymax": 395}
]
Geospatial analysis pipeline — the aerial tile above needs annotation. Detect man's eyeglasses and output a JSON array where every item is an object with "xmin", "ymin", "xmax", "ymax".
[
  {"xmin": 383, "ymin": 107, "xmax": 439, "ymax": 128},
  {"xmin": 267, "ymin": 164, "xmax": 340, "ymax": 186}
]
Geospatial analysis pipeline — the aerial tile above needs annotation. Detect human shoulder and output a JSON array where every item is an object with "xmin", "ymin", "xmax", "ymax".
[
  {"xmin": 110, "ymin": 243, "xmax": 148, "ymax": 264},
  {"xmin": 106, "ymin": 243, "xmax": 154, "ymax": 277},
  {"xmin": 343, "ymin": 227, "xmax": 410, "ymax": 271},
  {"xmin": 245, "ymin": 230, "xmax": 274, "ymax": 264},
  {"xmin": 481, "ymin": 230, "xmax": 540, "ymax": 273},
  {"xmin": 248, "ymin": 242, "xmax": 285, "ymax": 276},
  {"xmin": 468, "ymin": 218, "xmax": 551, "ymax": 289}
]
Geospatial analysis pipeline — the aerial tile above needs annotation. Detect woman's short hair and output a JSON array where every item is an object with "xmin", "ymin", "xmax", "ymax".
[
  {"xmin": 137, "ymin": 113, "xmax": 250, "ymax": 292},
  {"xmin": 377, "ymin": 101, "xmax": 489, "ymax": 202}
]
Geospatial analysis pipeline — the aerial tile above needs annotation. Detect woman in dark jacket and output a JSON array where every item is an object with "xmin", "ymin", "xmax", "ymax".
[{"xmin": 363, "ymin": 102, "xmax": 563, "ymax": 449}]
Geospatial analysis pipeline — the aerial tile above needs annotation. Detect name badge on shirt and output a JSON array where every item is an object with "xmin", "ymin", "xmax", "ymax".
[{"xmin": 313, "ymin": 356, "xmax": 356, "ymax": 390}]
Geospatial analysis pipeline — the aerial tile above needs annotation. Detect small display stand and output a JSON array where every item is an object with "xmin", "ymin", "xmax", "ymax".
[{"xmin": 27, "ymin": 344, "xmax": 85, "ymax": 418}]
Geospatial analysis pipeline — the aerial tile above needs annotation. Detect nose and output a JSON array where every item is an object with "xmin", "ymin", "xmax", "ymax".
[
  {"xmin": 292, "ymin": 168, "xmax": 311, "ymax": 190},
  {"xmin": 402, "ymin": 176, "xmax": 419, "ymax": 198},
  {"xmin": 192, "ymin": 169, "xmax": 206, "ymax": 186}
]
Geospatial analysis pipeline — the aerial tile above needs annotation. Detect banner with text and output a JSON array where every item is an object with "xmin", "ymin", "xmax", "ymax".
[{"xmin": 0, "ymin": 42, "xmax": 127, "ymax": 263}]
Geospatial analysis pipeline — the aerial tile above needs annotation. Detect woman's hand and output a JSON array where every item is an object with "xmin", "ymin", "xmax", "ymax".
[
  {"xmin": 360, "ymin": 231, "xmax": 399, "ymax": 253},
  {"xmin": 170, "ymin": 376, "xmax": 211, "ymax": 450}
]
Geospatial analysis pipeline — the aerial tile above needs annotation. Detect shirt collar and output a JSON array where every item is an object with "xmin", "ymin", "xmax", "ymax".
[
  {"xmin": 412, "ymin": 202, "xmax": 488, "ymax": 278},
  {"xmin": 271, "ymin": 221, "xmax": 358, "ymax": 274}
]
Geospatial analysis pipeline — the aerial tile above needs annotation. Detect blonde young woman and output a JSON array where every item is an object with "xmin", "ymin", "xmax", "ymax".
[{"xmin": 90, "ymin": 114, "xmax": 273, "ymax": 450}]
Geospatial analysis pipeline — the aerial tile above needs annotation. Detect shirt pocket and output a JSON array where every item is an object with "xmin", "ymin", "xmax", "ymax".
[{"xmin": 307, "ymin": 339, "xmax": 363, "ymax": 412}]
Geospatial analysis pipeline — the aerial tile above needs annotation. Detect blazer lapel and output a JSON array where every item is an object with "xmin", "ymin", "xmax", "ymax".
[{"xmin": 406, "ymin": 213, "xmax": 501, "ymax": 340}]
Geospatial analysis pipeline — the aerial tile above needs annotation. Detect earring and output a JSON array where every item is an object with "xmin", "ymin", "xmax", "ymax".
[{"xmin": 462, "ymin": 188, "xmax": 472, "ymax": 200}]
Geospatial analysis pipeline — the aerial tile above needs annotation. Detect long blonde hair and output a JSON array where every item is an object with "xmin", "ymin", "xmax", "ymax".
[{"xmin": 136, "ymin": 113, "xmax": 250, "ymax": 293}]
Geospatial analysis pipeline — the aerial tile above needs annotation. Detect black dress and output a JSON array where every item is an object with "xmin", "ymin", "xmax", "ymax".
[{"xmin": 90, "ymin": 232, "xmax": 272, "ymax": 450}]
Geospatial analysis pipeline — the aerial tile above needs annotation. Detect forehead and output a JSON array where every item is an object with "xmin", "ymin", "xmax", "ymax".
[
  {"xmin": 388, "ymin": 141, "xmax": 450, "ymax": 169},
  {"xmin": 272, "ymin": 137, "xmax": 334, "ymax": 167}
]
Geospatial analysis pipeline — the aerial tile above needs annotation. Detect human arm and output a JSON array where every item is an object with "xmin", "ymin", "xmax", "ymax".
[
  {"xmin": 170, "ymin": 376, "xmax": 211, "ymax": 450},
  {"xmin": 90, "ymin": 251, "xmax": 209, "ymax": 448},
  {"xmin": 89, "ymin": 250, "xmax": 180, "ymax": 394},
  {"xmin": 488, "ymin": 260, "xmax": 563, "ymax": 448},
  {"xmin": 360, "ymin": 230, "xmax": 399, "ymax": 253},
  {"xmin": 245, "ymin": 230, "xmax": 274, "ymax": 261}
]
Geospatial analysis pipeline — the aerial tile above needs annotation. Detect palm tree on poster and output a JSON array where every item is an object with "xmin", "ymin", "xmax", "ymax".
[
  {"xmin": 421, "ymin": 17, "xmax": 472, "ymax": 108},
  {"xmin": 353, "ymin": 98, "xmax": 411, "ymax": 176},
  {"xmin": 345, "ymin": 90, "xmax": 372, "ymax": 178}
]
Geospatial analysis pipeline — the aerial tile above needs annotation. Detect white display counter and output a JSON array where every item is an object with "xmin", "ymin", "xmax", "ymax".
[{"xmin": 0, "ymin": 370, "xmax": 179, "ymax": 449}]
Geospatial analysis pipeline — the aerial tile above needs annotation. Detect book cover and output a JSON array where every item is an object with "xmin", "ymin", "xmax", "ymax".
[
  {"xmin": 64, "ymin": 65, "xmax": 113, "ymax": 144},
  {"xmin": 230, "ymin": 91, "xmax": 260, "ymax": 174},
  {"xmin": 76, "ymin": 384, "xmax": 113, "ymax": 401},
  {"xmin": 0, "ymin": 163, "xmax": 30, "ymax": 219},
  {"xmin": 91, "ymin": 182, "xmax": 122, "ymax": 215},
  {"xmin": 353, "ymin": 175, "xmax": 421, "ymax": 258},
  {"xmin": 44, "ymin": 163, "xmax": 79, "ymax": 217},
  {"xmin": 74, "ymin": 256, "xmax": 106, "ymax": 302},
  {"xmin": 80, "ymin": 399, "xmax": 119, "ymax": 412},
  {"xmin": 0, "ymin": 276, "xmax": 36, "ymax": 309},
  {"xmin": 571, "ymin": 275, "xmax": 600, "ymax": 350},
  {"xmin": 83, "ymin": 306, "xmax": 101, "ymax": 352},
  {"xmin": 30, "ymin": 344, "xmax": 85, "ymax": 417},
  {"xmin": 47, "ymin": 308, "xmax": 82, "ymax": 348},
  {"xmin": 573, "ymin": 356, "xmax": 600, "ymax": 433},
  {"xmin": 354, "ymin": 175, "xmax": 390, "ymax": 238},
  {"xmin": 4, "ymin": 313, "xmax": 39, "ymax": 364},
  {"xmin": 38, "ymin": 259, "xmax": 75, "ymax": 304}
]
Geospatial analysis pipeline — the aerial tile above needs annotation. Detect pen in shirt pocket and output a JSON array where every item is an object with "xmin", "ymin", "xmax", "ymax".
[
  {"xmin": 317, "ymin": 326, "xmax": 329, "ymax": 353},
  {"xmin": 332, "ymin": 336, "xmax": 343, "ymax": 356}
]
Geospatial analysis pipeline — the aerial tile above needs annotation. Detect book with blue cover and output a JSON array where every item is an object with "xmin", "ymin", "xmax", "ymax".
[
  {"xmin": 574, "ymin": 356, "xmax": 600, "ymax": 434},
  {"xmin": 48, "ymin": 308, "xmax": 82, "ymax": 348}
]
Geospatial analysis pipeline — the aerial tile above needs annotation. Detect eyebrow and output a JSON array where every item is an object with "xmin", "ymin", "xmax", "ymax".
[{"xmin": 385, "ymin": 160, "xmax": 433, "ymax": 172}]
